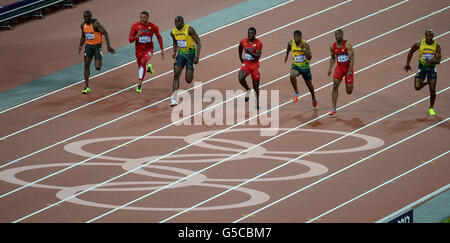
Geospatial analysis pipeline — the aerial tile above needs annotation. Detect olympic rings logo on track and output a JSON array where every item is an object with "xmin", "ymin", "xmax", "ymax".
[{"xmin": 0, "ymin": 128, "xmax": 384, "ymax": 212}]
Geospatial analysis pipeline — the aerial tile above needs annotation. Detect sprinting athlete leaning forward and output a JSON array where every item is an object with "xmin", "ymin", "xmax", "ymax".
[
  {"xmin": 403, "ymin": 29, "xmax": 441, "ymax": 116},
  {"xmin": 129, "ymin": 11, "xmax": 164, "ymax": 94},
  {"xmin": 284, "ymin": 30, "xmax": 317, "ymax": 107},
  {"xmin": 327, "ymin": 29, "xmax": 354, "ymax": 116},
  {"xmin": 78, "ymin": 10, "xmax": 115, "ymax": 94},
  {"xmin": 170, "ymin": 16, "xmax": 201, "ymax": 107}
]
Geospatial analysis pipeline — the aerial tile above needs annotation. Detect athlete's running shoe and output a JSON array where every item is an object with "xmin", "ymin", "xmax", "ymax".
[
  {"xmin": 136, "ymin": 85, "xmax": 142, "ymax": 94},
  {"xmin": 329, "ymin": 108, "xmax": 337, "ymax": 115},
  {"xmin": 147, "ymin": 63, "xmax": 155, "ymax": 75},
  {"xmin": 82, "ymin": 87, "xmax": 90, "ymax": 94},
  {"xmin": 429, "ymin": 108, "xmax": 436, "ymax": 116},
  {"xmin": 293, "ymin": 93, "xmax": 299, "ymax": 103},
  {"xmin": 170, "ymin": 100, "xmax": 178, "ymax": 107},
  {"xmin": 312, "ymin": 98, "xmax": 317, "ymax": 107}
]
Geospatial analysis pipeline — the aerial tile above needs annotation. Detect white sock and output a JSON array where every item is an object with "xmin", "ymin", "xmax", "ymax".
[{"xmin": 139, "ymin": 66, "xmax": 144, "ymax": 80}]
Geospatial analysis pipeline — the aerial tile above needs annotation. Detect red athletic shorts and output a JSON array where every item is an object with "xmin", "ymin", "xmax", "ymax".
[
  {"xmin": 240, "ymin": 61, "xmax": 260, "ymax": 81},
  {"xmin": 333, "ymin": 65, "xmax": 354, "ymax": 84}
]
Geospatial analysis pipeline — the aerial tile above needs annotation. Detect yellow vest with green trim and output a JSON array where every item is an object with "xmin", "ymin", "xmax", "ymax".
[
  {"xmin": 172, "ymin": 24, "xmax": 195, "ymax": 54},
  {"xmin": 291, "ymin": 39, "xmax": 309, "ymax": 68},
  {"xmin": 418, "ymin": 38, "xmax": 437, "ymax": 68}
]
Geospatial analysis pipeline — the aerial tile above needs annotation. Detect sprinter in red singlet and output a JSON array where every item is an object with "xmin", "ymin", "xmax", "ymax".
[{"xmin": 327, "ymin": 29, "xmax": 354, "ymax": 115}]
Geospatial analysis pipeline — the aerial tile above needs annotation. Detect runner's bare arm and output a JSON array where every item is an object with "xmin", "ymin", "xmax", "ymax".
[
  {"xmin": 304, "ymin": 43, "xmax": 312, "ymax": 60},
  {"xmin": 404, "ymin": 42, "xmax": 419, "ymax": 72},
  {"xmin": 189, "ymin": 26, "xmax": 201, "ymax": 64},
  {"xmin": 79, "ymin": 23, "xmax": 85, "ymax": 54},
  {"xmin": 238, "ymin": 42, "xmax": 244, "ymax": 63},
  {"xmin": 95, "ymin": 21, "xmax": 115, "ymax": 54},
  {"xmin": 328, "ymin": 44, "xmax": 335, "ymax": 76},
  {"xmin": 170, "ymin": 32, "xmax": 178, "ymax": 59},
  {"xmin": 346, "ymin": 42, "xmax": 354, "ymax": 75},
  {"xmin": 284, "ymin": 41, "xmax": 292, "ymax": 63}
]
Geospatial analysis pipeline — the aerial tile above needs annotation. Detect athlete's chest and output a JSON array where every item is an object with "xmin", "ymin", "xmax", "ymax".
[{"xmin": 136, "ymin": 25, "xmax": 153, "ymax": 35}]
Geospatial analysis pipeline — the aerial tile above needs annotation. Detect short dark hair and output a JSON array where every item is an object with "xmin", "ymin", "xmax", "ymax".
[
  {"xmin": 175, "ymin": 16, "xmax": 184, "ymax": 22},
  {"xmin": 140, "ymin": 11, "xmax": 149, "ymax": 17},
  {"xmin": 335, "ymin": 29, "xmax": 344, "ymax": 35},
  {"xmin": 248, "ymin": 27, "xmax": 256, "ymax": 33},
  {"xmin": 294, "ymin": 30, "xmax": 302, "ymax": 36}
]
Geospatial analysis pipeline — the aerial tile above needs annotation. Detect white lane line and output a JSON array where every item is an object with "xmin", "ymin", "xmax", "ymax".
[
  {"xmin": 0, "ymin": 0, "xmax": 298, "ymax": 115},
  {"xmin": 0, "ymin": 0, "xmax": 412, "ymax": 169},
  {"xmin": 307, "ymin": 149, "xmax": 450, "ymax": 223},
  {"xmin": 88, "ymin": 52, "xmax": 449, "ymax": 224},
  {"xmin": 232, "ymin": 94, "xmax": 450, "ymax": 223}
]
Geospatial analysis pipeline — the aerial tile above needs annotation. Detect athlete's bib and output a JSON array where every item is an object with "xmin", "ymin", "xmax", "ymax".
[
  {"xmin": 245, "ymin": 53, "xmax": 254, "ymax": 61},
  {"xmin": 177, "ymin": 40, "xmax": 187, "ymax": 48},
  {"xmin": 139, "ymin": 36, "xmax": 151, "ymax": 43},
  {"xmin": 294, "ymin": 55, "xmax": 306, "ymax": 63},
  {"xmin": 85, "ymin": 33, "xmax": 95, "ymax": 40},
  {"xmin": 422, "ymin": 53, "xmax": 434, "ymax": 60},
  {"xmin": 337, "ymin": 54, "xmax": 349, "ymax": 63}
]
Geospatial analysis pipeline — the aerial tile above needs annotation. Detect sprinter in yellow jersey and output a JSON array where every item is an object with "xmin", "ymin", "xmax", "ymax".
[
  {"xmin": 284, "ymin": 30, "xmax": 317, "ymax": 107},
  {"xmin": 170, "ymin": 16, "xmax": 201, "ymax": 107},
  {"xmin": 404, "ymin": 29, "xmax": 442, "ymax": 116},
  {"xmin": 78, "ymin": 10, "xmax": 115, "ymax": 94}
]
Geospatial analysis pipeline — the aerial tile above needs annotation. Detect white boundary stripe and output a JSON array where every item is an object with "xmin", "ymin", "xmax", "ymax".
[
  {"xmin": 376, "ymin": 183, "xmax": 450, "ymax": 223},
  {"xmin": 5, "ymin": 15, "xmax": 447, "ymax": 222},
  {"xmin": 0, "ymin": 0, "xmax": 299, "ymax": 115},
  {"xmin": 307, "ymin": 150, "xmax": 450, "ymax": 223},
  {"xmin": 0, "ymin": 0, "xmax": 412, "ymax": 169},
  {"xmin": 232, "ymin": 92, "xmax": 450, "ymax": 223},
  {"xmin": 0, "ymin": 0, "xmax": 351, "ymax": 140},
  {"xmin": 88, "ymin": 57, "xmax": 449, "ymax": 223},
  {"xmin": 2, "ymin": 7, "xmax": 430, "ymax": 199}
]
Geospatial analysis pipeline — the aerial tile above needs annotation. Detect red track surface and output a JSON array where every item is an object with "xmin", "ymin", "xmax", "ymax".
[{"xmin": 0, "ymin": 0, "xmax": 448, "ymax": 223}]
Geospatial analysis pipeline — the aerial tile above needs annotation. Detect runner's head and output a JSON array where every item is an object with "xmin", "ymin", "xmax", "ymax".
[
  {"xmin": 175, "ymin": 16, "xmax": 184, "ymax": 30},
  {"xmin": 140, "ymin": 11, "xmax": 149, "ymax": 25},
  {"xmin": 335, "ymin": 29, "xmax": 344, "ymax": 43},
  {"xmin": 425, "ymin": 29, "xmax": 434, "ymax": 44},
  {"xmin": 83, "ymin": 10, "xmax": 93, "ymax": 24},
  {"xmin": 293, "ymin": 30, "xmax": 302, "ymax": 43},
  {"xmin": 248, "ymin": 27, "xmax": 256, "ymax": 41}
]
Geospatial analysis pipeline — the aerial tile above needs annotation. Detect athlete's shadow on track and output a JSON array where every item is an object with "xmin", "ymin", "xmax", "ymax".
[{"xmin": 331, "ymin": 117, "xmax": 365, "ymax": 129}]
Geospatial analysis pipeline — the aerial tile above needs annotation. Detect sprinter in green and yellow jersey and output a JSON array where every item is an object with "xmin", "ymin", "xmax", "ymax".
[
  {"xmin": 170, "ymin": 16, "xmax": 201, "ymax": 107},
  {"xmin": 404, "ymin": 29, "xmax": 442, "ymax": 116},
  {"xmin": 284, "ymin": 30, "xmax": 317, "ymax": 108}
]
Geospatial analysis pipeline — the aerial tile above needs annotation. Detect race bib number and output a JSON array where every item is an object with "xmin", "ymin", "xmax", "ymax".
[
  {"xmin": 337, "ymin": 54, "xmax": 349, "ymax": 62},
  {"xmin": 85, "ymin": 33, "xmax": 95, "ymax": 40},
  {"xmin": 139, "ymin": 36, "xmax": 151, "ymax": 43},
  {"xmin": 422, "ymin": 53, "xmax": 434, "ymax": 60},
  {"xmin": 177, "ymin": 40, "xmax": 187, "ymax": 48},
  {"xmin": 245, "ymin": 53, "xmax": 254, "ymax": 60},
  {"xmin": 294, "ymin": 55, "xmax": 306, "ymax": 63}
]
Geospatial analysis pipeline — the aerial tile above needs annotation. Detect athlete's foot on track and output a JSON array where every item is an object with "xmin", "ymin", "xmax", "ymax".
[
  {"xmin": 329, "ymin": 108, "xmax": 337, "ymax": 116},
  {"xmin": 312, "ymin": 98, "xmax": 317, "ymax": 107},
  {"xmin": 136, "ymin": 85, "xmax": 142, "ymax": 94},
  {"xmin": 82, "ymin": 87, "xmax": 90, "ymax": 94},
  {"xmin": 170, "ymin": 100, "xmax": 178, "ymax": 107},
  {"xmin": 429, "ymin": 108, "xmax": 436, "ymax": 116},
  {"xmin": 293, "ymin": 93, "xmax": 299, "ymax": 103}
]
